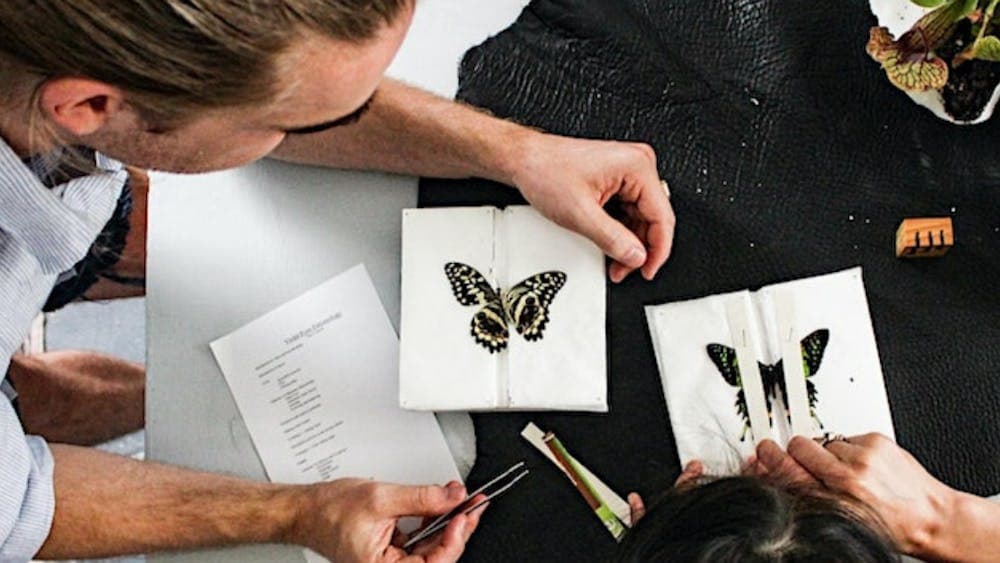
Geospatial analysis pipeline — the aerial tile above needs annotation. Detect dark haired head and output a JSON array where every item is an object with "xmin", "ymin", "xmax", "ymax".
[{"xmin": 617, "ymin": 476, "xmax": 899, "ymax": 563}]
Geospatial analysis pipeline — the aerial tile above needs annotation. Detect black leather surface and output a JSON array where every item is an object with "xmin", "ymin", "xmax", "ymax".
[{"xmin": 419, "ymin": 1, "xmax": 1000, "ymax": 560}]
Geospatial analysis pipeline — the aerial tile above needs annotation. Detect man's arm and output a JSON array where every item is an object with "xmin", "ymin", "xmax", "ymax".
[
  {"xmin": 9, "ymin": 351, "xmax": 144, "ymax": 445},
  {"xmin": 38, "ymin": 444, "xmax": 481, "ymax": 562},
  {"xmin": 271, "ymin": 79, "xmax": 675, "ymax": 282}
]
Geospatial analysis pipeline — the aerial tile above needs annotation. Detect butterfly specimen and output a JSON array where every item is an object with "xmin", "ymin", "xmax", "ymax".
[
  {"xmin": 706, "ymin": 329, "xmax": 830, "ymax": 441},
  {"xmin": 443, "ymin": 262, "xmax": 567, "ymax": 353}
]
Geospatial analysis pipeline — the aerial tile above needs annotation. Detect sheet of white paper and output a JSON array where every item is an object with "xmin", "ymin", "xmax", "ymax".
[
  {"xmin": 210, "ymin": 265, "xmax": 460, "ymax": 563},
  {"xmin": 400, "ymin": 206, "xmax": 606, "ymax": 411},
  {"xmin": 399, "ymin": 207, "xmax": 499, "ymax": 410},
  {"xmin": 503, "ymin": 208, "xmax": 606, "ymax": 410},
  {"xmin": 646, "ymin": 268, "xmax": 895, "ymax": 475},
  {"xmin": 758, "ymin": 269, "xmax": 895, "ymax": 444}
]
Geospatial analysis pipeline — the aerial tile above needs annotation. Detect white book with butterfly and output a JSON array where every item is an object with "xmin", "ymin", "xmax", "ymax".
[
  {"xmin": 399, "ymin": 206, "xmax": 607, "ymax": 411},
  {"xmin": 645, "ymin": 268, "xmax": 896, "ymax": 475}
]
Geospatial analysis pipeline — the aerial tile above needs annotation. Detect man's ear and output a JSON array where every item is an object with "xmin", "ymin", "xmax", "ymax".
[{"xmin": 37, "ymin": 78, "xmax": 125, "ymax": 137}]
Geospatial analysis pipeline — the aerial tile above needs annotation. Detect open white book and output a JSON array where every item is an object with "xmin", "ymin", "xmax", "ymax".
[
  {"xmin": 645, "ymin": 268, "xmax": 895, "ymax": 475},
  {"xmin": 399, "ymin": 206, "xmax": 606, "ymax": 411}
]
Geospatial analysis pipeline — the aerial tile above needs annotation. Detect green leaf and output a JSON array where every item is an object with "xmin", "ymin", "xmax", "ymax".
[
  {"xmin": 955, "ymin": 0, "xmax": 980, "ymax": 18},
  {"xmin": 972, "ymin": 35, "xmax": 1000, "ymax": 60},
  {"xmin": 910, "ymin": 0, "xmax": 949, "ymax": 8}
]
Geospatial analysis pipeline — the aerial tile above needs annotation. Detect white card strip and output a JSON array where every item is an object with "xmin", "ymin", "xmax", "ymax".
[
  {"xmin": 725, "ymin": 298, "xmax": 773, "ymax": 444},
  {"xmin": 772, "ymin": 291, "xmax": 813, "ymax": 438},
  {"xmin": 521, "ymin": 423, "xmax": 632, "ymax": 527}
]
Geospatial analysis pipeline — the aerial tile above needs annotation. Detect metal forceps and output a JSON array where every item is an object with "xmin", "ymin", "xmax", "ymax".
[{"xmin": 403, "ymin": 461, "xmax": 530, "ymax": 549}]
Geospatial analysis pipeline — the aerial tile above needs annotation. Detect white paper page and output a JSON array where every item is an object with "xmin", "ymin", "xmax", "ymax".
[
  {"xmin": 504, "ymin": 207, "xmax": 607, "ymax": 411},
  {"xmin": 209, "ymin": 262, "xmax": 460, "ymax": 504},
  {"xmin": 645, "ymin": 290, "xmax": 758, "ymax": 474},
  {"xmin": 400, "ymin": 207, "xmax": 498, "ymax": 410},
  {"xmin": 758, "ymin": 268, "xmax": 895, "ymax": 442}
]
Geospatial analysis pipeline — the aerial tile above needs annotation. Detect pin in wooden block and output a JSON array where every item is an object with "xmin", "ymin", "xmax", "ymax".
[{"xmin": 895, "ymin": 217, "xmax": 953, "ymax": 258}]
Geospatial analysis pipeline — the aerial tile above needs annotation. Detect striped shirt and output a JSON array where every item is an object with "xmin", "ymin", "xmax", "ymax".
[{"xmin": 0, "ymin": 135, "xmax": 126, "ymax": 561}]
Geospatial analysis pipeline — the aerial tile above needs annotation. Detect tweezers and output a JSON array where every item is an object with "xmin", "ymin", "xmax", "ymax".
[{"xmin": 403, "ymin": 461, "xmax": 530, "ymax": 549}]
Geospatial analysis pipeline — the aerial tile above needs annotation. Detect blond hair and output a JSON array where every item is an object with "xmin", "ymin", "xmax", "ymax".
[{"xmin": 0, "ymin": 1, "xmax": 408, "ymax": 131}]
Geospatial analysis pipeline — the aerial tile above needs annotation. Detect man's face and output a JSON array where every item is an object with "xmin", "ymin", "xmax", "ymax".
[{"xmin": 81, "ymin": 6, "xmax": 413, "ymax": 173}]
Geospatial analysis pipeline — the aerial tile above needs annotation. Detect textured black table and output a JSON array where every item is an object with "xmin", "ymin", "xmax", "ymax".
[{"xmin": 420, "ymin": 1, "xmax": 1000, "ymax": 560}]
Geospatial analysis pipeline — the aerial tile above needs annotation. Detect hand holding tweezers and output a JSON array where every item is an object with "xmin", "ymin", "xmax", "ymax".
[{"xmin": 403, "ymin": 461, "xmax": 529, "ymax": 550}]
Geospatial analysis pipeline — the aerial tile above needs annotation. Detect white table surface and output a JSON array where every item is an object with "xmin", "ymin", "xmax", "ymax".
[{"xmin": 146, "ymin": 2, "xmax": 529, "ymax": 561}]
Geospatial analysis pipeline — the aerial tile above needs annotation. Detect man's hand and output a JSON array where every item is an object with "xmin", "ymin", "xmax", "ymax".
[
  {"xmin": 40, "ymin": 446, "xmax": 484, "ymax": 562},
  {"xmin": 289, "ymin": 479, "xmax": 485, "ymax": 563},
  {"xmin": 509, "ymin": 133, "xmax": 675, "ymax": 283},
  {"xmin": 272, "ymin": 80, "xmax": 676, "ymax": 283}
]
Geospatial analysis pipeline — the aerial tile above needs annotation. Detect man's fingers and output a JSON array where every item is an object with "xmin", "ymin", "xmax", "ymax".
[
  {"xmin": 627, "ymin": 168, "xmax": 675, "ymax": 281},
  {"xmin": 384, "ymin": 483, "xmax": 467, "ymax": 517},
  {"xmin": 608, "ymin": 261, "xmax": 633, "ymax": 283},
  {"xmin": 421, "ymin": 515, "xmax": 467, "ymax": 563},
  {"xmin": 412, "ymin": 497, "xmax": 487, "ymax": 563},
  {"xmin": 576, "ymin": 204, "xmax": 647, "ymax": 281},
  {"xmin": 786, "ymin": 435, "xmax": 848, "ymax": 483},
  {"xmin": 641, "ymin": 217, "xmax": 674, "ymax": 280}
]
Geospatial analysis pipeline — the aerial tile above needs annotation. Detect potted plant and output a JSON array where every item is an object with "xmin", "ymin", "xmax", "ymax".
[{"xmin": 868, "ymin": 0, "xmax": 1000, "ymax": 123}]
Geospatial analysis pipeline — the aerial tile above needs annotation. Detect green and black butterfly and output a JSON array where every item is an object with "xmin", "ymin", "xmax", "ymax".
[
  {"xmin": 444, "ymin": 262, "xmax": 567, "ymax": 353},
  {"xmin": 706, "ymin": 329, "xmax": 830, "ymax": 441}
]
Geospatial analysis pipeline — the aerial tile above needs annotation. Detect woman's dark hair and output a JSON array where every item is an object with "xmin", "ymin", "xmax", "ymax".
[{"xmin": 617, "ymin": 476, "xmax": 899, "ymax": 563}]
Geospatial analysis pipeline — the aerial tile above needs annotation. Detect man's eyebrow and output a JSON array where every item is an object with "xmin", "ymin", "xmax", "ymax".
[{"xmin": 283, "ymin": 94, "xmax": 376, "ymax": 135}]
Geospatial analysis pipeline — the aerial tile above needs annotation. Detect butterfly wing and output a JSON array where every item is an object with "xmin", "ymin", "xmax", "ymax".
[
  {"xmin": 800, "ymin": 329, "xmax": 830, "ymax": 377},
  {"xmin": 760, "ymin": 362, "xmax": 780, "ymax": 425},
  {"xmin": 443, "ymin": 262, "xmax": 508, "ymax": 353},
  {"xmin": 504, "ymin": 271, "xmax": 567, "ymax": 341},
  {"xmin": 706, "ymin": 344, "xmax": 741, "ymax": 387},
  {"xmin": 470, "ymin": 300, "xmax": 509, "ymax": 353},
  {"xmin": 444, "ymin": 262, "xmax": 499, "ymax": 306},
  {"xmin": 707, "ymin": 344, "xmax": 754, "ymax": 439}
]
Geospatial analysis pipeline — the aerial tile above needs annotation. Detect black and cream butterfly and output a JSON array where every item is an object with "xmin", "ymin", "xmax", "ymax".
[
  {"xmin": 443, "ymin": 262, "xmax": 567, "ymax": 353},
  {"xmin": 706, "ymin": 329, "xmax": 830, "ymax": 441}
]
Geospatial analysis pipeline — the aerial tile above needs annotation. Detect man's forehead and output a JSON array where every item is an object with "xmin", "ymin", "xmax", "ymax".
[{"xmin": 259, "ymin": 28, "xmax": 398, "ymax": 128}]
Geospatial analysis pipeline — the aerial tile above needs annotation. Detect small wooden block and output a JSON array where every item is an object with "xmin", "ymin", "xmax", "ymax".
[{"xmin": 895, "ymin": 217, "xmax": 954, "ymax": 258}]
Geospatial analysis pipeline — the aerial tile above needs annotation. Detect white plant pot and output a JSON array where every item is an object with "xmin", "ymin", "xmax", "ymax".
[{"xmin": 869, "ymin": 0, "xmax": 1000, "ymax": 124}]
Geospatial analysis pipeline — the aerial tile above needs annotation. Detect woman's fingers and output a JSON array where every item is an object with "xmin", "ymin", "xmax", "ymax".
[{"xmin": 627, "ymin": 492, "xmax": 646, "ymax": 523}]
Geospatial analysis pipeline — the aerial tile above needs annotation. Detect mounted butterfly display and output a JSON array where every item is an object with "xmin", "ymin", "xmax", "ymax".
[
  {"xmin": 400, "ymin": 205, "xmax": 606, "ymax": 411},
  {"xmin": 444, "ymin": 262, "xmax": 567, "ymax": 353},
  {"xmin": 706, "ymin": 329, "xmax": 830, "ymax": 441}
]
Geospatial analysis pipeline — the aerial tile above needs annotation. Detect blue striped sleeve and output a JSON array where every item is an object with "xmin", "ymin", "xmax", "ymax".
[{"xmin": 0, "ymin": 393, "xmax": 54, "ymax": 562}]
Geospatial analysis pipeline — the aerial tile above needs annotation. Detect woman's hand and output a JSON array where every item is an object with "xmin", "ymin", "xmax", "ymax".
[
  {"xmin": 783, "ymin": 433, "xmax": 958, "ymax": 557},
  {"xmin": 753, "ymin": 434, "xmax": 1000, "ymax": 562},
  {"xmin": 627, "ymin": 460, "xmax": 704, "ymax": 524}
]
